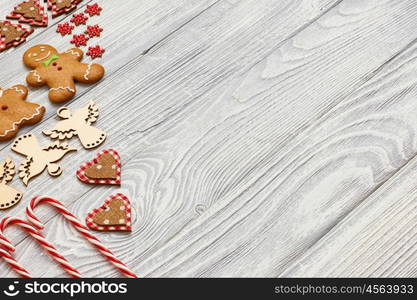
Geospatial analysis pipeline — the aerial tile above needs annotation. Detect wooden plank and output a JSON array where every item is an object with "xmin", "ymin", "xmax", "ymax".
[
  {"xmin": 0, "ymin": 0, "xmax": 343, "ymax": 277},
  {"xmin": 281, "ymin": 160, "xmax": 417, "ymax": 277},
  {"xmin": 99, "ymin": 0, "xmax": 417, "ymax": 277},
  {"xmin": 279, "ymin": 42, "xmax": 417, "ymax": 278},
  {"xmin": 3, "ymin": 0, "xmax": 417, "ymax": 278}
]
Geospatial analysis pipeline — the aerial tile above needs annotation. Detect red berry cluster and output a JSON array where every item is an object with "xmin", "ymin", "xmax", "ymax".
[
  {"xmin": 56, "ymin": 23, "xmax": 74, "ymax": 36},
  {"xmin": 70, "ymin": 13, "xmax": 88, "ymax": 26},
  {"xmin": 71, "ymin": 33, "xmax": 89, "ymax": 47},
  {"xmin": 85, "ymin": 24, "xmax": 103, "ymax": 38},
  {"xmin": 87, "ymin": 45, "xmax": 105, "ymax": 59},
  {"xmin": 85, "ymin": 3, "xmax": 102, "ymax": 16},
  {"xmin": 56, "ymin": 3, "xmax": 105, "ymax": 59}
]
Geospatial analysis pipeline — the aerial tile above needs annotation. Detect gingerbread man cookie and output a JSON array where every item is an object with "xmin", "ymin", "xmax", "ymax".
[
  {"xmin": 0, "ymin": 85, "xmax": 45, "ymax": 141},
  {"xmin": 24, "ymin": 44, "xmax": 105, "ymax": 103}
]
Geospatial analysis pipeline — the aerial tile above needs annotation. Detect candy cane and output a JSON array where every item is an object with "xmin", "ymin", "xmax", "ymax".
[
  {"xmin": 0, "ymin": 217, "xmax": 81, "ymax": 278},
  {"xmin": 0, "ymin": 248, "xmax": 31, "ymax": 278},
  {"xmin": 27, "ymin": 196, "xmax": 137, "ymax": 278}
]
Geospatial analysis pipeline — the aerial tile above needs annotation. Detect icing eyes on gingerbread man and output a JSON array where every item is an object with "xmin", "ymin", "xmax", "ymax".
[
  {"xmin": 0, "ymin": 85, "xmax": 45, "ymax": 141},
  {"xmin": 24, "ymin": 44, "xmax": 105, "ymax": 103}
]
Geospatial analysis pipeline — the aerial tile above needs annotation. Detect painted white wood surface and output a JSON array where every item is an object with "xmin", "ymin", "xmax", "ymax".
[
  {"xmin": 281, "ymin": 41, "xmax": 417, "ymax": 278},
  {"xmin": 0, "ymin": 0, "xmax": 416, "ymax": 277}
]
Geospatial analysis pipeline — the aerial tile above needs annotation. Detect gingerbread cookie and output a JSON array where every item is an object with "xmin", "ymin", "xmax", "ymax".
[
  {"xmin": 24, "ymin": 44, "xmax": 105, "ymax": 103},
  {"xmin": 46, "ymin": 0, "xmax": 81, "ymax": 18},
  {"xmin": 77, "ymin": 149, "xmax": 121, "ymax": 185},
  {"xmin": 0, "ymin": 158, "xmax": 23, "ymax": 210},
  {"xmin": 12, "ymin": 133, "xmax": 76, "ymax": 185},
  {"xmin": 0, "ymin": 85, "xmax": 45, "ymax": 141},
  {"xmin": 86, "ymin": 193, "xmax": 132, "ymax": 231},
  {"xmin": 0, "ymin": 21, "xmax": 33, "ymax": 52},
  {"xmin": 8, "ymin": 0, "xmax": 48, "ymax": 27}
]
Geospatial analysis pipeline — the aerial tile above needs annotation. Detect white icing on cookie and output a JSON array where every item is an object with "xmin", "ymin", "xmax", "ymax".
[
  {"xmin": 12, "ymin": 86, "xmax": 25, "ymax": 94},
  {"xmin": 65, "ymin": 49, "xmax": 81, "ymax": 57},
  {"xmin": 83, "ymin": 62, "xmax": 92, "ymax": 81},
  {"xmin": 0, "ymin": 105, "xmax": 43, "ymax": 137},
  {"xmin": 30, "ymin": 70, "xmax": 42, "ymax": 83},
  {"xmin": 49, "ymin": 86, "xmax": 75, "ymax": 93}
]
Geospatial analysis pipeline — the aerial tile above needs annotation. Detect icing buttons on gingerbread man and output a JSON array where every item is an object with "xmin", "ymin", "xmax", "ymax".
[
  {"xmin": 0, "ymin": 85, "xmax": 45, "ymax": 141},
  {"xmin": 24, "ymin": 44, "xmax": 105, "ymax": 103}
]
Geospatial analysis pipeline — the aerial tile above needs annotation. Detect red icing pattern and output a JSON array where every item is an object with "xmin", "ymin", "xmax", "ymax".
[
  {"xmin": 47, "ymin": 0, "xmax": 81, "ymax": 18},
  {"xmin": 0, "ymin": 21, "xmax": 33, "ymax": 52},
  {"xmin": 86, "ymin": 193, "xmax": 132, "ymax": 232},
  {"xmin": 7, "ymin": 0, "xmax": 48, "ymax": 27},
  {"xmin": 76, "ymin": 149, "xmax": 121, "ymax": 185}
]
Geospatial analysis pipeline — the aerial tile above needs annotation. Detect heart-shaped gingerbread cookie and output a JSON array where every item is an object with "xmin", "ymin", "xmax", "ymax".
[
  {"xmin": 76, "ymin": 149, "xmax": 121, "ymax": 185},
  {"xmin": 86, "ymin": 193, "xmax": 132, "ymax": 231}
]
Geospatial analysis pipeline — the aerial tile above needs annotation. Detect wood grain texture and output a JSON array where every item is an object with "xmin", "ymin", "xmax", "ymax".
[
  {"xmin": 1, "ymin": 0, "xmax": 417, "ymax": 278},
  {"xmin": 111, "ymin": 0, "xmax": 417, "ymax": 277},
  {"xmin": 281, "ymin": 41, "xmax": 417, "ymax": 278},
  {"xmin": 0, "ymin": 0, "xmax": 342, "ymax": 277}
]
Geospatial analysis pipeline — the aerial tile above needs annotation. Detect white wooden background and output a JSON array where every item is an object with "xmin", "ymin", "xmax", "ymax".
[{"xmin": 0, "ymin": 0, "xmax": 416, "ymax": 278}]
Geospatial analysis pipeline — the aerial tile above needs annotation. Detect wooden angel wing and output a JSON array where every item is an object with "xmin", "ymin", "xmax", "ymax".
[
  {"xmin": 43, "ymin": 119, "xmax": 78, "ymax": 140},
  {"xmin": 18, "ymin": 157, "xmax": 44, "ymax": 186},
  {"xmin": 12, "ymin": 133, "xmax": 41, "ymax": 157},
  {"xmin": 73, "ymin": 100, "xmax": 99, "ymax": 125},
  {"xmin": 42, "ymin": 142, "xmax": 77, "ymax": 162},
  {"xmin": 0, "ymin": 158, "xmax": 15, "ymax": 184},
  {"xmin": 43, "ymin": 106, "xmax": 77, "ymax": 140}
]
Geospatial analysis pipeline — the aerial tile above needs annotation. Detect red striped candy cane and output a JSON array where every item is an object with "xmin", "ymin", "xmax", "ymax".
[
  {"xmin": 27, "ymin": 196, "xmax": 137, "ymax": 278},
  {"xmin": 0, "ymin": 248, "xmax": 31, "ymax": 278},
  {"xmin": 0, "ymin": 217, "xmax": 81, "ymax": 278}
]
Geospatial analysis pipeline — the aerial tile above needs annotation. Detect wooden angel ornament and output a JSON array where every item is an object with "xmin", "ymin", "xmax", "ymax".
[
  {"xmin": 12, "ymin": 133, "xmax": 76, "ymax": 185},
  {"xmin": 43, "ymin": 100, "xmax": 106, "ymax": 149},
  {"xmin": 0, "ymin": 158, "xmax": 23, "ymax": 210}
]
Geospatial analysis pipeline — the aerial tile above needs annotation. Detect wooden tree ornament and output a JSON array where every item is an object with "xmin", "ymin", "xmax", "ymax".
[
  {"xmin": 0, "ymin": 158, "xmax": 23, "ymax": 210},
  {"xmin": 43, "ymin": 100, "xmax": 106, "ymax": 149},
  {"xmin": 12, "ymin": 133, "xmax": 76, "ymax": 185}
]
